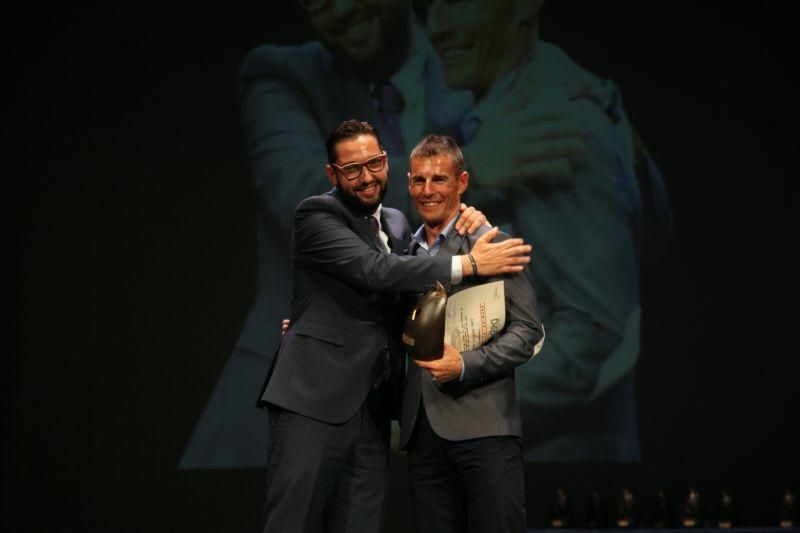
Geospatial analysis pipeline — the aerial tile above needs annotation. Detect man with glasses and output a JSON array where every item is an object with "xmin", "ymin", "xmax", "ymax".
[
  {"xmin": 258, "ymin": 119, "xmax": 531, "ymax": 532},
  {"xmin": 180, "ymin": 0, "xmax": 469, "ymax": 469}
]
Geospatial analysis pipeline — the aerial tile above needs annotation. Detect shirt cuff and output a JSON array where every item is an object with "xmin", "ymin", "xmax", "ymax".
[
  {"xmin": 459, "ymin": 353, "xmax": 466, "ymax": 381},
  {"xmin": 451, "ymin": 256, "xmax": 463, "ymax": 285}
]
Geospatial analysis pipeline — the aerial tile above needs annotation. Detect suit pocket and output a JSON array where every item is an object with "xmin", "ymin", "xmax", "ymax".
[{"xmin": 294, "ymin": 320, "xmax": 346, "ymax": 346}]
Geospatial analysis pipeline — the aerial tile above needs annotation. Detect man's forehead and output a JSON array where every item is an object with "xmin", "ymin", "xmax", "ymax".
[
  {"xmin": 335, "ymin": 135, "xmax": 381, "ymax": 163},
  {"xmin": 410, "ymin": 155, "xmax": 457, "ymax": 176}
]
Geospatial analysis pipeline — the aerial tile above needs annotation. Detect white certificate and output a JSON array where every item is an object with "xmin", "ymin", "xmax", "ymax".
[{"xmin": 445, "ymin": 280, "xmax": 505, "ymax": 352}]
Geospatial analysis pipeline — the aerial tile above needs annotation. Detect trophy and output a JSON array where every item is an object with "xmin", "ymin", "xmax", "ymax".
[
  {"xmin": 585, "ymin": 490, "xmax": 609, "ymax": 529},
  {"xmin": 549, "ymin": 488, "xmax": 572, "ymax": 528},
  {"xmin": 649, "ymin": 489, "xmax": 672, "ymax": 528},
  {"xmin": 615, "ymin": 488, "xmax": 637, "ymax": 528},
  {"xmin": 682, "ymin": 487, "xmax": 702, "ymax": 528},
  {"xmin": 402, "ymin": 281, "xmax": 447, "ymax": 360},
  {"xmin": 717, "ymin": 489, "xmax": 735, "ymax": 529},
  {"xmin": 780, "ymin": 488, "xmax": 797, "ymax": 528}
]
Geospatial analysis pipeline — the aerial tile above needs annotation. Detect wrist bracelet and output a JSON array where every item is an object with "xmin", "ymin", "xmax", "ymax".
[{"xmin": 467, "ymin": 253, "xmax": 478, "ymax": 276}]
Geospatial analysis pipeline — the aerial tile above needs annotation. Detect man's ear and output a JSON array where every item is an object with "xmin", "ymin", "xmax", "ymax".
[
  {"xmin": 458, "ymin": 170, "xmax": 470, "ymax": 195},
  {"xmin": 325, "ymin": 164, "xmax": 337, "ymax": 186}
]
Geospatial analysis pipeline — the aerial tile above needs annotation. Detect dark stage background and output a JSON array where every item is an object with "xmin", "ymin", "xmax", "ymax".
[{"xmin": 10, "ymin": 1, "xmax": 798, "ymax": 531}]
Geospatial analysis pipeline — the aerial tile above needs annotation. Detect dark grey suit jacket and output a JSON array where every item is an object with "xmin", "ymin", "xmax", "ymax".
[
  {"xmin": 180, "ymin": 39, "xmax": 469, "ymax": 467},
  {"xmin": 261, "ymin": 188, "xmax": 456, "ymax": 424},
  {"xmin": 399, "ymin": 225, "xmax": 544, "ymax": 447}
]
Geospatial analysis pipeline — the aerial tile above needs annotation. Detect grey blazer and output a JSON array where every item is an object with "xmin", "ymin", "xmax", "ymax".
[
  {"xmin": 261, "ymin": 188, "xmax": 456, "ymax": 424},
  {"xmin": 399, "ymin": 225, "xmax": 544, "ymax": 447}
]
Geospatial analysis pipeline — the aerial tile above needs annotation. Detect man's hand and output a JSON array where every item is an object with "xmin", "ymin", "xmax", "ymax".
[
  {"xmin": 460, "ymin": 227, "xmax": 531, "ymax": 276},
  {"xmin": 462, "ymin": 62, "xmax": 587, "ymax": 191},
  {"xmin": 281, "ymin": 319, "xmax": 290, "ymax": 337},
  {"xmin": 463, "ymin": 112, "xmax": 586, "ymax": 190},
  {"xmin": 455, "ymin": 203, "xmax": 490, "ymax": 235},
  {"xmin": 413, "ymin": 343, "xmax": 463, "ymax": 384}
]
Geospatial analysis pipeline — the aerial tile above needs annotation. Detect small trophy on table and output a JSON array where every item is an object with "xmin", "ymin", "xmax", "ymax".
[
  {"xmin": 682, "ymin": 487, "xmax": 702, "ymax": 528},
  {"xmin": 780, "ymin": 489, "xmax": 797, "ymax": 528},
  {"xmin": 585, "ymin": 490, "xmax": 609, "ymax": 529},
  {"xmin": 615, "ymin": 488, "xmax": 637, "ymax": 528},
  {"xmin": 549, "ymin": 488, "xmax": 572, "ymax": 528},
  {"xmin": 716, "ymin": 489, "xmax": 736, "ymax": 529}
]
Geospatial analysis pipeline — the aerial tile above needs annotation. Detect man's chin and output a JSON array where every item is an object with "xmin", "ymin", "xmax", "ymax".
[
  {"xmin": 342, "ymin": 189, "xmax": 386, "ymax": 215},
  {"xmin": 327, "ymin": 13, "xmax": 410, "ymax": 81},
  {"xmin": 356, "ymin": 196, "xmax": 381, "ymax": 209}
]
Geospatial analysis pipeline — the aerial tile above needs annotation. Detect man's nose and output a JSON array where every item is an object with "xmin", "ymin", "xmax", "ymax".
[{"xmin": 361, "ymin": 167, "xmax": 377, "ymax": 182}]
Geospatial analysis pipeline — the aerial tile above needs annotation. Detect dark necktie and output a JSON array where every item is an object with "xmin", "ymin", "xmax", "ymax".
[
  {"xmin": 367, "ymin": 215, "xmax": 387, "ymax": 252},
  {"xmin": 372, "ymin": 81, "xmax": 406, "ymax": 156},
  {"xmin": 367, "ymin": 215, "xmax": 391, "ymax": 387}
]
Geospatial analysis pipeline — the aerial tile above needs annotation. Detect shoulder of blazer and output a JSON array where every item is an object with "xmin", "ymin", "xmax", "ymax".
[
  {"xmin": 465, "ymin": 225, "xmax": 510, "ymax": 249},
  {"xmin": 238, "ymin": 41, "xmax": 328, "ymax": 81},
  {"xmin": 382, "ymin": 206, "xmax": 411, "ymax": 231},
  {"xmin": 295, "ymin": 188, "xmax": 361, "ymax": 226}
]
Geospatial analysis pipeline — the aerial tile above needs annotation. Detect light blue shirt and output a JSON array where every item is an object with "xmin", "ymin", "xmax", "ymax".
[{"xmin": 410, "ymin": 214, "xmax": 466, "ymax": 381}]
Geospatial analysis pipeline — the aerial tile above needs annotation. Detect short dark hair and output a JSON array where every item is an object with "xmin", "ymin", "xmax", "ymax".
[
  {"xmin": 326, "ymin": 119, "xmax": 382, "ymax": 164},
  {"xmin": 409, "ymin": 134, "xmax": 464, "ymax": 174}
]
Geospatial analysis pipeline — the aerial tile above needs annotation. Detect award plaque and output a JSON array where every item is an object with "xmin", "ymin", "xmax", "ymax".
[{"xmin": 402, "ymin": 282, "xmax": 447, "ymax": 360}]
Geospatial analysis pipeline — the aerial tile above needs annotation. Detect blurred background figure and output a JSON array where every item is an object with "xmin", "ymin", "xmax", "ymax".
[
  {"xmin": 182, "ymin": 0, "xmax": 671, "ymax": 467},
  {"xmin": 180, "ymin": 0, "xmax": 469, "ymax": 468},
  {"xmin": 420, "ymin": 0, "xmax": 672, "ymax": 461}
]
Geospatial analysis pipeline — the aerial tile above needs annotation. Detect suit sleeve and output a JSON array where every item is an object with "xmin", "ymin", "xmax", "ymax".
[
  {"xmin": 514, "ymin": 101, "xmax": 642, "ymax": 408},
  {"xmin": 295, "ymin": 200, "xmax": 454, "ymax": 293},
  {"xmin": 239, "ymin": 45, "xmax": 332, "ymax": 232},
  {"xmin": 460, "ymin": 265, "xmax": 545, "ymax": 388}
]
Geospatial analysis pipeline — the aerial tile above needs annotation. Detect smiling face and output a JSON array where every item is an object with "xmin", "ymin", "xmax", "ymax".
[
  {"xmin": 308, "ymin": 0, "xmax": 411, "ymax": 81},
  {"xmin": 425, "ymin": 0, "xmax": 539, "ymax": 99},
  {"xmin": 408, "ymin": 154, "xmax": 468, "ymax": 234},
  {"xmin": 326, "ymin": 134, "xmax": 389, "ymax": 213}
]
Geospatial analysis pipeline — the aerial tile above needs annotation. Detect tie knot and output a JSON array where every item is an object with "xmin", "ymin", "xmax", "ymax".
[
  {"xmin": 373, "ymin": 81, "xmax": 405, "ymax": 114},
  {"xmin": 367, "ymin": 216, "xmax": 380, "ymax": 235}
]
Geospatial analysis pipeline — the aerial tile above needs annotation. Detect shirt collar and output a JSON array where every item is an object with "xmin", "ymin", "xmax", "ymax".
[{"xmin": 411, "ymin": 212, "xmax": 460, "ymax": 252}]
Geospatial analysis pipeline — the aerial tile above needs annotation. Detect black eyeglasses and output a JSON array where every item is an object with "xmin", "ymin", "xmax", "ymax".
[{"xmin": 331, "ymin": 152, "xmax": 388, "ymax": 181}]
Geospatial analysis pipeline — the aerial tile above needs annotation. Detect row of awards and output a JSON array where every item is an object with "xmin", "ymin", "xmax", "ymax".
[{"xmin": 547, "ymin": 487, "xmax": 796, "ymax": 529}]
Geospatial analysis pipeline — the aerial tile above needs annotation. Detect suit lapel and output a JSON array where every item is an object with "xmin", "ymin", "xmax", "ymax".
[
  {"xmin": 439, "ymin": 215, "xmax": 469, "ymax": 258},
  {"xmin": 382, "ymin": 210, "xmax": 410, "ymax": 255},
  {"xmin": 330, "ymin": 188, "xmax": 385, "ymax": 253}
]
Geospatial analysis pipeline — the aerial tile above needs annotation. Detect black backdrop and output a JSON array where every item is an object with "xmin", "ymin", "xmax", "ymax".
[{"xmin": 10, "ymin": 2, "xmax": 798, "ymax": 531}]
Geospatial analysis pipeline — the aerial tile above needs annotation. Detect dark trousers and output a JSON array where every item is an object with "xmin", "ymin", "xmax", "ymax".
[
  {"xmin": 406, "ymin": 407, "xmax": 526, "ymax": 533},
  {"xmin": 262, "ymin": 391, "xmax": 390, "ymax": 533}
]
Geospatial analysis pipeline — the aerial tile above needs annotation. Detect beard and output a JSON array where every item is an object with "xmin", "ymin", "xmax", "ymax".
[
  {"xmin": 325, "ymin": 4, "xmax": 412, "ymax": 83},
  {"xmin": 337, "ymin": 177, "xmax": 389, "ymax": 216}
]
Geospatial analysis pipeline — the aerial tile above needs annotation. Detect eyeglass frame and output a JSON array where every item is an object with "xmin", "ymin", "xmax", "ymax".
[{"xmin": 330, "ymin": 151, "xmax": 388, "ymax": 181}]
